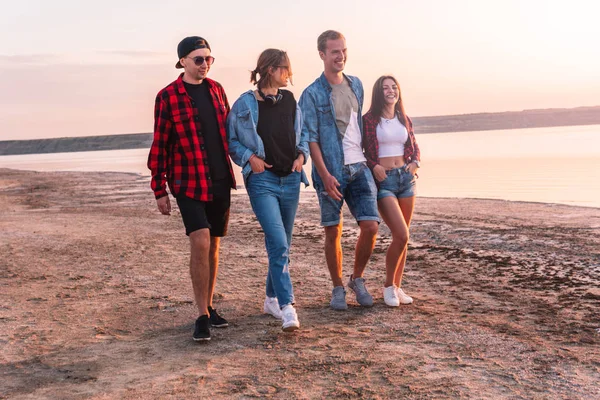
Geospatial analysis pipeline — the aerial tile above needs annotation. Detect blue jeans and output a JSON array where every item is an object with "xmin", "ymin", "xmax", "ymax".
[{"xmin": 247, "ymin": 170, "xmax": 301, "ymax": 307}]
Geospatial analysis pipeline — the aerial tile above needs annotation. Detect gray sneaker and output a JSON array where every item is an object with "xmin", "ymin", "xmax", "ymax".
[
  {"xmin": 348, "ymin": 276, "xmax": 374, "ymax": 307},
  {"xmin": 330, "ymin": 286, "xmax": 348, "ymax": 310}
]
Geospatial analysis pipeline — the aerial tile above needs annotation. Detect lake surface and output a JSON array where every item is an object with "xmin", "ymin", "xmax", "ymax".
[{"xmin": 1, "ymin": 124, "xmax": 599, "ymax": 208}]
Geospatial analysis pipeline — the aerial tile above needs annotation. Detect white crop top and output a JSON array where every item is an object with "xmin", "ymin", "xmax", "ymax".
[{"xmin": 376, "ymin": 117, "xmax": 408, "ymax": 158}]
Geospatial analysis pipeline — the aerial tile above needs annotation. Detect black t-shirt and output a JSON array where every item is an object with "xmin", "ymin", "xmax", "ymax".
[
  {"xmin": 256, "ymin": 90, "xmax": 297, "ymax": 177},
  {"xmin": 183, "ymin": 81, "xmax": 230, "ymax": 183}
]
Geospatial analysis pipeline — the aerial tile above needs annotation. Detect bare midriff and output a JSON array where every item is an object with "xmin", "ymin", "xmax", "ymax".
[{"xmin": 379, "ymin": 155, "xmax": 406, "ymax": 170}]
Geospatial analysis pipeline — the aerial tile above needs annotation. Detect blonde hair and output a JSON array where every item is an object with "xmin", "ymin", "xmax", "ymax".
[{"xmin": 317, "ymin": 30, "xmax": 345, "ymax": 53}]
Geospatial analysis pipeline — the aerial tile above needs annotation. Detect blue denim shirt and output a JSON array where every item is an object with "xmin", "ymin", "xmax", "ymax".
[
  {"xmin": 298, "ymin": 73, "xmax": 364, "ymax": 189},
  {"xmin": 226, "ymin": 90, "xmax": 310, "ymax": 186}
]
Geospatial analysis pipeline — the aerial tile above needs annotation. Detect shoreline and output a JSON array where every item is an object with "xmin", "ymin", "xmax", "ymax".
[
  {"xmin": 2, "ymin": 167, "xmax": 599, "ymax": 211},
  {"xmin": 1, "ymin": 169, "xmax": 599, "ymax": 398},
  {"xmin": 2, "ymin": 108, "xmax": 600, "ymax": 152}
]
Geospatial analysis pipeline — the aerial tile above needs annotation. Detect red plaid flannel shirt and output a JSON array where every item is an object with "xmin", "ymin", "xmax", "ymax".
[
  {"xmin": 148, "ymin": 74, "xmax": 236, "ymax": 201},
  {"xmin": 362, "ymin": 110, "xmax": 420, "ymax": 171}
]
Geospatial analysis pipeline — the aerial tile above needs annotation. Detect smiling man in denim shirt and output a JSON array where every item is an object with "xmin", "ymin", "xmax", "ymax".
[{"xmin": 299, "ymin": 30, "xmax": 380, "ymax": 310}]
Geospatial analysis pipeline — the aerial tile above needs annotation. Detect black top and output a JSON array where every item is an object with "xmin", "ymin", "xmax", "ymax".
[
  {"xmin": 256, "ymin": 90, "xmax": 297, "ymax": 177},
  {"xmin": 184, "ymin": 80, "xmax": 230, "ymax": 183}
]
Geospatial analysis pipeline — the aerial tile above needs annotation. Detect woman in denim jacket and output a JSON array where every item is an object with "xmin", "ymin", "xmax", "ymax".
[
  {"xmin": 362, "ymin": 75, "xmax": 420, "ymax": 307},
  {"xmin": 227, "ymin": 49, "xmax": 309, "ymax": 332}
]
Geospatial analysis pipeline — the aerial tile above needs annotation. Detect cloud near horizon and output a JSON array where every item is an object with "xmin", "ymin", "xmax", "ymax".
[
  {"xmin": 0, "ymin": 54, "xmax": 64, "ymax": 65},
  {"xmin": 0, "ymin": 50, "xmax": 170, "ymax": 67}
]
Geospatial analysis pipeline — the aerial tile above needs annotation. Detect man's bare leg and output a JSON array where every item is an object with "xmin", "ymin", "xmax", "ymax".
[
  {"xmin": 352, "ymin": 220, "xmax": 378, "ymax": 279},
  {"xmin": 208, "ymin": 236, "xmax": 220, "ymax": 308},
  {"xmin": 346, "ymin": 220, "xmax": 378, "ymax": 307},
  {"xmin": 189, "ymin": 228, "xmax": 211, "ymax": 316},
  {"xmin": 324, "ymin": 222, "xmax": 344, "ymax": 287}
]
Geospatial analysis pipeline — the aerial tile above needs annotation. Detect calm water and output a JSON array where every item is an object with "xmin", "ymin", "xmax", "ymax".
[{"xmin": 1, "ymin": 125, "xmax": 599, "ymax": 208}]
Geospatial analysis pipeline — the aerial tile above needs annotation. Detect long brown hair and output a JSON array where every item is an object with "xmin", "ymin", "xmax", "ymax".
[
  {"xmin": 250, "ymin": 49, "xmax": 293, "ymax": 89},
  {"xmin": 368, "ymin": 75, "xmax": 408, "ymax": 128}
]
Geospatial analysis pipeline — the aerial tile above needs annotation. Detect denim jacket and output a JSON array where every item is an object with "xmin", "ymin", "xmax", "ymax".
[
  {"xmin": 298, "ymin": 73, "xmax": 364, "ymax": 189},
  {"xmin": 226, "ymin": 90, "xmax": 310, "ymax": 186}
]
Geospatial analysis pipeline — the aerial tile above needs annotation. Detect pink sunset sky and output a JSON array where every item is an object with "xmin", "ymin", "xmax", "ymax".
[{"xmin": 1, "ymin": 0, "xmax": 598, "ymax": 140}]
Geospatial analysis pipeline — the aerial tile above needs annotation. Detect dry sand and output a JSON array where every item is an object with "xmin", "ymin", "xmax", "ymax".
[{"xmin": 1, "ymin": 168, "xmax": 599, "ymax": 399}]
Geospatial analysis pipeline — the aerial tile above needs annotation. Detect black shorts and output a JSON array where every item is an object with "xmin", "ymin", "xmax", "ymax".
[{"xmin": 176, "ymin": 180, "xmax": 231, "ymax": 237}]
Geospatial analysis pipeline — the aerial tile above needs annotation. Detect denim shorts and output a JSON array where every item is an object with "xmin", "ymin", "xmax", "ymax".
[
  {"xmin": 377, "ymin": 166, "xmax": 416, "ymax": 200},
  {"xmin": 315, "ymin": 162, "xmax": 380, "ymax": 226}
]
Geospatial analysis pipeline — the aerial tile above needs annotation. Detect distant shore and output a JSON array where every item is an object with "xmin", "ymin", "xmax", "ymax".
[
  {"xmin": 1, "ymin": 105, "xmax": 599, "ymax": 156},
  {"xmin": 1, "ymin": 169, "xmax": 599, "ymax": 398}
]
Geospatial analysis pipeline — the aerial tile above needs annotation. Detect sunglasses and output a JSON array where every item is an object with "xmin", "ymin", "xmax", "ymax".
[{"xmin": 186, "ymin": 56, "xmax": 215, "ymax": 66}]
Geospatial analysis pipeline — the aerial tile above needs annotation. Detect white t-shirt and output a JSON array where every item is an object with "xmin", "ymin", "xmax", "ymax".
[
  {"xmin": 342, "ymin": 109, "xmax": 366, "ymax": 164},
  {"xmin": 376, "ymin": 117, "xmax": 408, "ymax": 158},
  {"xmin": 331, "ymin": 79, "xmax": 366, "ymax": 165}
]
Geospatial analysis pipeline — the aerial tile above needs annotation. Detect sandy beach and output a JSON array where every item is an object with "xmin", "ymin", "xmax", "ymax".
[{"xmin": 1, "ymin": 168, "xmax": 599, "ymax": 399}]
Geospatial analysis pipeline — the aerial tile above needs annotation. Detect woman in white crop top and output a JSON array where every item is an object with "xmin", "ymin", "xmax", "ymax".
[{"xmin": 362, "ymin": 75, "xmax": 421, "ymax": 307}]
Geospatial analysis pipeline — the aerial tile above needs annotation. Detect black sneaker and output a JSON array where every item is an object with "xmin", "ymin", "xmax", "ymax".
[
  {"xmin": 208, "ymin": 306, "xmax": 229, "ymax": 328},
  {"xmin": 193, "ymin": 315, "xmax": 211, "ymax": 342}
]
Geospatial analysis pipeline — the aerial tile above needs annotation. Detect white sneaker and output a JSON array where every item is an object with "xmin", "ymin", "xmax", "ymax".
[
  {"xmin": 263, "ymin": 297, "xmax": 282, "ymax": 319},
  {"xmin": 281, "ymin": 305, "xmax": 300, "ymax": 332},
  {"xmin": 396, "ymin": 287, "xmax": 413, "ymax": 304},
  {"xmin": 383, "ymin": 286, "xmax": 400, "ymax": 307}
]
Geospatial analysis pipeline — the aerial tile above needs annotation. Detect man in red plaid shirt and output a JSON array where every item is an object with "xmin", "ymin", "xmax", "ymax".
[{"xmin": 148, "ymin": 36, "xmax": 236, "ymax": 342}]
